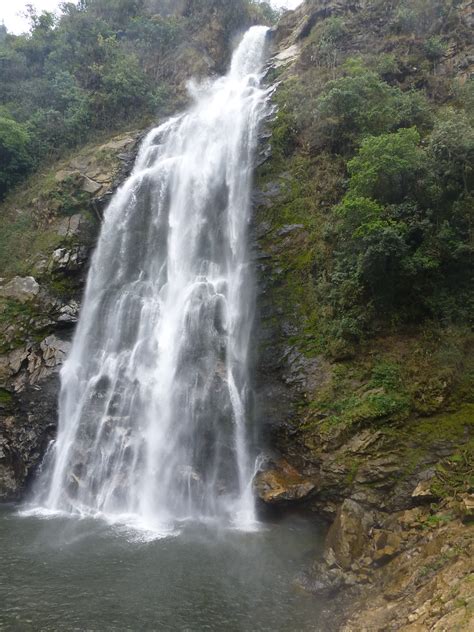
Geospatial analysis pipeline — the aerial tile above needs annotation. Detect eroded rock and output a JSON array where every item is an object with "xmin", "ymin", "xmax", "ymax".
[
  {"xmin": 50, "ymin": 246, "xmax": 89, "ymax": 273},
  {"xmin": 56, "ymin": 214, "xmax": 85, "ymax": 238},
  {"xmin": 0, "ymin": 333, "xmax": 71, "ymax": 500},
  {"xmin": 411, "ymin": 478, "xmax": 438, "ymax": 504},
  {"xmin": 81, "ymin": 176, "xmax": 102, "ymax": 195}
]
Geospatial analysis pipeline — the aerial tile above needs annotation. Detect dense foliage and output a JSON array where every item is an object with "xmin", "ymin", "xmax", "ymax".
[
  {"xmin": 266, "ymin": 0, "xmax": 473, "ymax": 348},
  {"xmin": 0, "ymin": 0, "xmax": 276, "ymax": 198}
]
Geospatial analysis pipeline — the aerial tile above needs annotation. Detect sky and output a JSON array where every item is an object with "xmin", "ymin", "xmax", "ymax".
[{"xmin": 1, "ymin": 0, "xmax": 304, "ymax": 35}]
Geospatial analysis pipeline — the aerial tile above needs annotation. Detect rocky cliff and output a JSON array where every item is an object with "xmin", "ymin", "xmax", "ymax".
[{"xmin": 252, "ymin": 0, "xmax": 473, "ymax": 629}]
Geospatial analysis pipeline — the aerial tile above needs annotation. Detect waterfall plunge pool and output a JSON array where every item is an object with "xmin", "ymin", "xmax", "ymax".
[{"xmin": 0, "ymin": 507, "xmax": 329, "ymax": 631}]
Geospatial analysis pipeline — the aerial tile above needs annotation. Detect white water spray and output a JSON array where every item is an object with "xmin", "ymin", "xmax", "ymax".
[{"xmin": 31, "ymin": 26, "xmax": 270, "ymax": 534}]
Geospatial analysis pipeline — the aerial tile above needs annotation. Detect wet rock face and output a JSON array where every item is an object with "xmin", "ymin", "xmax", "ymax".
[{"xmin": 0, "ymin": 337, "xmax": 69, "ymax": 500}]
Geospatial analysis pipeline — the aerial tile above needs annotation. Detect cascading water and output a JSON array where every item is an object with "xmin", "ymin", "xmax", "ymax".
[{"xmin": 31, "ymin": 26, "xmax": 270, "ymax": 535}]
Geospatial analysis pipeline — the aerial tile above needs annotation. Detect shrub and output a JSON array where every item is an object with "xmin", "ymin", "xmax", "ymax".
[{"xmin": 424, "ymin": 36, "xmax": 447, "ymax": 62}]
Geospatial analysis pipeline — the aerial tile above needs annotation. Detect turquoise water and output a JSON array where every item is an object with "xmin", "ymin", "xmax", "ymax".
[{"xmin": 0, "ymin": 507, "xmax": 329, "ymax": 631}]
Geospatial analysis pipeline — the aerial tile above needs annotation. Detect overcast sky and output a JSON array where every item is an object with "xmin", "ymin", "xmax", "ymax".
[{"xmin": 1, "ymin": 0, "xmax": 304, "ymax": 34}]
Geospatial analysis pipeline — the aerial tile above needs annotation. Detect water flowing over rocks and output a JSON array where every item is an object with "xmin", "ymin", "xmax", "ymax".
[{"xmin": 30, "ymin": 27, "xmax": 271, "ymax": 533}]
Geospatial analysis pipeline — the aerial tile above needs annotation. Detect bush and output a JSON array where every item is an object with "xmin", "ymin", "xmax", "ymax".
[
  {"xmin": 311, "ymin": 16, "xmax": 347, "ymax": 69},
  {"xmin": 320, "ymin": 111, "xmax": 473, "ymax": 331},
  {"xmin": 89, "ymin": 46, "xmax": 154, "ymax": 126},
  {"xmin": 0, "ymin": 0, "xmax": 264, "ymax": 197},
  {"xmin": 423, "ymin": 36, "xmax": 447, "ymax": 62},
  {"xmin": 335, "ymin": 197, "xmax": 384, "ymax": 234}
]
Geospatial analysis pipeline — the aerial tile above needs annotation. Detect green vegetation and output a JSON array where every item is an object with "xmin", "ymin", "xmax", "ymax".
[
  {"xmin": 432, "ymin": 442, "xmax": 474, "ymax": 499},
  {"xmin": 0, "ymin": 153, "xmax": 98, "ymax": 277},
  {"xmin": 0, "ymin": 297, "xmax": 44, "ymax": 353},
  {"xmin": 0, "ymin": 114, "xmax": 33, "ymax": 198},
  {"xmin": 262, "ymin": 0, "xmax": 473, "ymax": 351},
  {"xmin": 255, "ymin": 0, "xmax": 473, "ymax": 478},
  {"xmin": 314, "ymin": 66, "xmax": 431, "ymax": 152},
  {"xmin": 0, "ymin": 0, "xmax": 276, "ymax": 199},
  {"xmin": 0, "ymin": 388, "xmax": 13, "ymax": 406}
]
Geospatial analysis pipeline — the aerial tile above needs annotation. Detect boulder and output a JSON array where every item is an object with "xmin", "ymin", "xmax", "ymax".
[
  {"xmin": 272, "ymin": 44, "xmax": 300, "ymax": 68},
  {"xmin": 40, "ymin": 335, "xmax": 70, "ymax": 369},
  {"xmin": 0, "ymin": 277, "xmax": 40, "ymax": 303},
  {"xmin": 253, "ymin": 457, "xmax": 317, "ymax": 504},
  {"xmin": 295, "ymin": 564, "xmax": 347, "ymax": 596},
  {"xmin": 56, "ymin": 214, "xmax": 84, "ymax": 238},
  {"xmin": 50, "ymin": 246, "xmax": 88, "ymax": 273},
  {"xmin": 324, "ymin": 499, "xmax": 374, "ymax": 570},
  {"xmin": 412, "ymin": 478, "xmax": 438, "ymax": 504},
  {"xmin": 81, "ymin": 176, "xmax": 102, "ymax": 195},
  {"xmin": 460, "ymin": 494, "xmax": 474, "ymax": 523},
  {"xmin": 372, "ymin": 529, "xmax": 403, "ymax": 564}
]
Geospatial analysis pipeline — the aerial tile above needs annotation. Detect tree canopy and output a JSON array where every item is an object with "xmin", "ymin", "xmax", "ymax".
[{"xmin": 0, "ymin": 0, "xmax": 276, "ymax": 199}]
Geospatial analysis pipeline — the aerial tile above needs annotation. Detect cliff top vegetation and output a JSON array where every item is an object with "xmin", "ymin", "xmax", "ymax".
[{"xmin": 0, "ymin": 0, "xmax": 277, "ymax": 200}]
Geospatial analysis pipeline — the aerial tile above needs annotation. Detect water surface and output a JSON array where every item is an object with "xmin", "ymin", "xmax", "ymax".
[{"xmin": 1, "ymin": 508, "xmax": 328, "ymax": 631}]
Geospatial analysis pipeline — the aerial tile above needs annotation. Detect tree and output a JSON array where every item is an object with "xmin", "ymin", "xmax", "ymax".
[
  {"xmin": 315, "ymin": 65, "xmax": 430, "ymax": 151},
  {"xmin": 428, "ymin": 109, "xmax": 474, "ymax": 199},
  {"xmin": 347, "ymin": 127, "xmax": 424, "ymax": 204},
  {"xmin": 0, "ymin": 116, "xmax": 32, "ymax": 198}
]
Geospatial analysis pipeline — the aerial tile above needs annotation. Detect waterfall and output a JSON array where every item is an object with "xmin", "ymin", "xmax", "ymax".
[{"xmin": 31, "ymin": 26, "xmax": 270, "ymax": 535}]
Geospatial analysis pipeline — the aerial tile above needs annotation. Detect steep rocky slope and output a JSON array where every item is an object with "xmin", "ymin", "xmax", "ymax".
[{"xmin": 253, "ymin": 0, "xmax": 473, "ymax": 629}]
